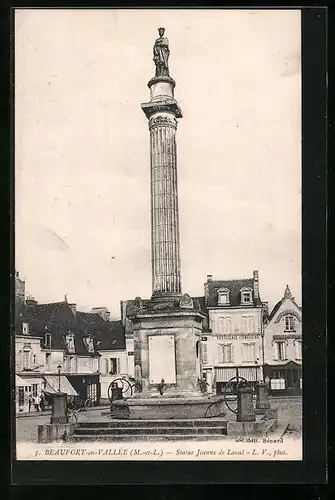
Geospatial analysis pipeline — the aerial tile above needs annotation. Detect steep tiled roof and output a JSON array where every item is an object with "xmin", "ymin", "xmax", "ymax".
[
  {"xmin": 94, "ymin": 320, "xmax": 126, "ymax": 351},
  {"xmin": 17, "ymin": 301, "xmax": 126, "ymax": 355},
  {"xmin": 206, "ymin": 279, "xmax": 262, "ymax": 307}
]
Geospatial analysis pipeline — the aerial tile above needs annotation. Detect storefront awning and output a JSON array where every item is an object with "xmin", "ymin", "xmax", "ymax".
[
  {"xmin": 215, "ymin": 367, "xmax": 259, "ymax": 382},
  {"xmin": 43, "ymin": 375, "xmax": 78, "ymax": 396},
  {"xmin": 15, "ymin": 375, "xmax": 32, "ymax": 387}
]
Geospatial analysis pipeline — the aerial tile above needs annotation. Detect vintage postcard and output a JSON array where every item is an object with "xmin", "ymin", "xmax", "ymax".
[{"xmin": 14, "ymin": 8, "xmax": 302, "ymax": 462}]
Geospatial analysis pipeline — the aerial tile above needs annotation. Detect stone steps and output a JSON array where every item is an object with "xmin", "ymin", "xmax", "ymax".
[
  {"xmin": 69, "ymin": 418, "xmax": 228, "ymax": 442},
  {"xmin": 77, "ymin": 419, "xmax": 228, "ymax": 429},
  {"xmin": 74, "ymin": 426, "xmax": 227, "ymax": 436},
  {"xmin": 69, "ymin": 433, "xmax": 229, "ymax": 442}
]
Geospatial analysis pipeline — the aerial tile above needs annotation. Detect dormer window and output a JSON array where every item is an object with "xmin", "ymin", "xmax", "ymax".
[
  {"xmin": 241, "ymin": 287, "xmax": 253, "ymax": 305},
  {"xmin": 22, "ymin": 322, "xmax": 29, "ymax": 335},
  {"xmin": 217, "ymin": 288, "xmax": 230, "ymax": 306},
  {"xmin": 65, "ymin": 332, "xmax": 75, "ymax": 353},
  {"xmin": 84, "ymin": 336, "xmax": 94, "ymax": 353},
  {"xmin": 44, "ymin": 331, "xmax": 51, "ymax": 349}
]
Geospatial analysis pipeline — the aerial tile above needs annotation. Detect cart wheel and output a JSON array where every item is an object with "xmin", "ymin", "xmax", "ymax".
[{"xmin": 224, "ymin": 376, "xmax": 251, "ymax": 414}]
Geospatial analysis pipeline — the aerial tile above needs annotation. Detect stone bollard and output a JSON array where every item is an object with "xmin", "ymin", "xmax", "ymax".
[
  {"xmin": 50, "ymin": 392, "xmax": 67, "ymax": 424},
  {"xmin": 237, "ymin": 386, "xmax": 256, "ymax": 422},
  {"xmin": 255, "ymin": 382, "xmax": 271, "ymax": 410}
]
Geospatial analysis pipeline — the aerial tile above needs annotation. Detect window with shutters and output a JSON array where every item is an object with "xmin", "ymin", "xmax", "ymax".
[
  {"xmin": 64, "ymin": 356, "xmax": 73, "ymax": 373},
  {"xmin": 23, "ymin": 351, "xmax": 30, "ymax": 370},
  {"xmin": 218, "ymin": 317, "xmax": 231, "ymax": 334},
  {"xmin": 242, "ymin": 342, "xmax": 255, "ymax": 362},
  {"xmin": 275, "ymin": 341, "xmax": 286, "ymax": 361},
  {"xmin": 219, "ymin": 343, "xmax": 233, "ymax": 363},
  {"xmin": 202, "ymin": 342, "xmax": 208, "ymax": 364},
  {"xmin": 241, "ymin": 316, "xmax": 254, "ymax": 334},
  {"xmin": 295, "ymin": 340, "xmax": 302, "ymax": 360},
  {"xmin": 110, "ymin": 357, "xmax": 120, "ymax": 375},
  {"xmin": 45, "ymin": 352, "xmax": 51, "ymax": 370}
]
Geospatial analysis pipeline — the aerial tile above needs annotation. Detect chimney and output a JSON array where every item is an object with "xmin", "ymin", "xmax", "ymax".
[
  {"xmin": 253, "ymin": 270, "xmax": 260, "ymax": 298},
  {"xmin": 120, "ymin": 300, "xmax": 127, "ymax": 326},
  {"xmin": 262, "ymin": 301, "xmax": 269, "ymax": 318},
  {"xmin": 204, "ymin": 276, "xmax": 212, "ymax": 305},
  {"xmin": 69, "ymin": 303, "xmax": 76, "ymax": 316},
  {"xmin": 26, "ymin": 296, "xmax": 37, "ymax": 308},
  {"xmin": 91, "ymin": 307, "xmax": 109, "ymax": 322}
]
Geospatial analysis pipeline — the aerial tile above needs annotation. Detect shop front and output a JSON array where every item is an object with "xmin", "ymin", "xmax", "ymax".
[
  {"xmin": 214, "ymin": 365, "xmax": 261, "ymax": 394},
  {"xmin": 67, "ymin": 373, "xmax": 101, "ymax": 405},
  {"xmin": 263, "ymin": 361, "xmax": 302, "ymax": 395}
]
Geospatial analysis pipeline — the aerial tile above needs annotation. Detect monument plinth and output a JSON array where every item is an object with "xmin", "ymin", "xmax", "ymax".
[{"xmin": 125, "ymin": 29, "xmax": 208, "ymax": 415}]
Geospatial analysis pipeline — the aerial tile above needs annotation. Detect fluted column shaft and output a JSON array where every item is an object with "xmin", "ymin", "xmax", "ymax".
[{"xmin": 149, "ymin": 114, "xmax": 181, "ymax": 295}]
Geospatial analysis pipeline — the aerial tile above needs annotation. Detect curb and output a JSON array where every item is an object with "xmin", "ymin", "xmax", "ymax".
[{"xmin": 16, "ymin": 405, "xmax": 110, "ymax": 419}]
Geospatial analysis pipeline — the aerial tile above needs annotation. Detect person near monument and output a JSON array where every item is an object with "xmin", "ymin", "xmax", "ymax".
[
  {"xmin": 153, "ymin": 27, "xmax": 170, "ymax": 77},
  {"xmin": 158, "ymin": 378, "xmax": 165, "ymax": 396}
]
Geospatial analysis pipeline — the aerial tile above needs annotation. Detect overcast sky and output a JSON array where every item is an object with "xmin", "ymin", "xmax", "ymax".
[{"xmin": 15, "ymin": 9, "xmax": 301, "ymax": 318}]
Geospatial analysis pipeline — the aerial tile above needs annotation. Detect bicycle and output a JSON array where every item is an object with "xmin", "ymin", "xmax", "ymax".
[
  {"xmin": 84, "ymin": 398, "xmax": 94, "ymax": 411},
  {"xmin": 204, "ymin": 397, "xmax": 226, "ymax": 418}
]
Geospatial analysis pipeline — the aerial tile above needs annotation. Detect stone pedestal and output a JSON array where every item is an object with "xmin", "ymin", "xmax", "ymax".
[
  {"xmin": 50, "ymin": 392, "xmax": 67, "ymax": 424},
  {"xmin": 255, "ymin": 382, "xmax": 271, "ymax": 410},
  {"xmin": 237, "ymin": 387, "xmax": 256, "ymax": 422},
  {"xmin": 130, "ymin": 304, "xmax": 206, "ymax": 397}
]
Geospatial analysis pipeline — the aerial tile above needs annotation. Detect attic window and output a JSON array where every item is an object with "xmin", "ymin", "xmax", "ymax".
[
  {"xmin": 65, "ymin": 332, "xmax": 75, "ymax": 353},
  {"xmin": 241, "ymin": 288, "xmax": 252, "ymax": 305},
  {"xmin": 217, "ymin": 288, "xmax": 230, "ymax": 305},
  {"xmin": 284, "ymin": 315, "xmax": 295, "ymax": 332},
  {"xmin": 84, "ymin": 336, "xmax": 94, "ymax": 353},
  {"xmin": 22, "ymin": 322, "xmax": 29, "ymax": 335},
  {"xmin": 44, "ymin": 332, "xmax": 51, "ymax": 349}
]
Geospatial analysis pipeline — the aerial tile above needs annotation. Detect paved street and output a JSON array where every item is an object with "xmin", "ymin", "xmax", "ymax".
[
  {"xmin": 15, "ymin": 397, "xmax": 302, "ymax": 443},
  {"xmin": 15, "ymin": 409, "xmax": 111, "ymax": 443}
]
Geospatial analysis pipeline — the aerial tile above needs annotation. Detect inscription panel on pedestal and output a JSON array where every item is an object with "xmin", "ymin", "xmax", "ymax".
[{"xmin": 149, "ymin": 334, "xmax": 176, "ymax": 384}]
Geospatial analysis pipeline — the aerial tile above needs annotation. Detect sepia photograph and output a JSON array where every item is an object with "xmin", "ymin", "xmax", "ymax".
[{"xmin": 14, "ymin": 8, "xmax": 302, "ymax": 461}]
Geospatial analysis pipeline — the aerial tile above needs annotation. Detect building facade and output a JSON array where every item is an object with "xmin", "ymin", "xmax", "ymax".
[
  {"xmin": 263, "ymin": 285, "xmax": 302, "ymax": 395},
  {"xmin": 200, "ymin": 271, "xmax": 265, "ymax": 394},
  {"xmin": 14, "ymin": 295, "xmax": 128, "ymax": 412}
]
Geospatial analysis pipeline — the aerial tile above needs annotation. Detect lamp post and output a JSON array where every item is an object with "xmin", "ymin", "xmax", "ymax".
[{"xmin": 57, "ymin": 364, "xmax": 62, "ymax": 392}]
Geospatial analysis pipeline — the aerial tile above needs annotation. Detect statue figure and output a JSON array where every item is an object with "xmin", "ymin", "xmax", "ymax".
[{"xmin": 153, "ymin": 27, "xmax": 170, "ymax": 77}]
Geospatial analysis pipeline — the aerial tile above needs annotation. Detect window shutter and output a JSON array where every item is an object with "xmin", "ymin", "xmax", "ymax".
[
  {"xmin": 283, "ymin": 342, "xmax": 287, "ymax": 360},
  {"xmin": 273, "ymin": 343, "xmax": 278, "ymax": 361},
  {"xmin": 117, "ymin": 358, "xmax": 121, "ymax": 374},
  {"xmin": 231, "ymin": 344, "xmax": 234, "ymax": 363}
]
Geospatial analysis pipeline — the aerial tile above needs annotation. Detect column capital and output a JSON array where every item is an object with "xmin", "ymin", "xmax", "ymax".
[{"xmin": 149, "ymin": 115, "xmax": 177, "ymax": 130}]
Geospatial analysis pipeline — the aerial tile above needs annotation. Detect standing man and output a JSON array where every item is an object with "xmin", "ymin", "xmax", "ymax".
[
  {"xmin": 28, "ymin": 393, "xmax": 33, "ymax": 412},
  {"xmin": 34, "ymin": 394, "xmax": 41, "ymax": 412}
]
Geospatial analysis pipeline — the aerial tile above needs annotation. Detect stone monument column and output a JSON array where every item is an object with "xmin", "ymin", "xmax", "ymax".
[
  {"xmin": 128, "ymin": 28, "xmax": 206, "ymax": 404},
  {"xmin": 141, "ymin": 27, "xmax": 183, "ymax": 298}
]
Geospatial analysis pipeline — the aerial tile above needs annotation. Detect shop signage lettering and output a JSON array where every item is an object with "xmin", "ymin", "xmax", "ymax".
[{"xmin": 217, "ymin": 334, "xmax": 259, "ymax": 340}]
